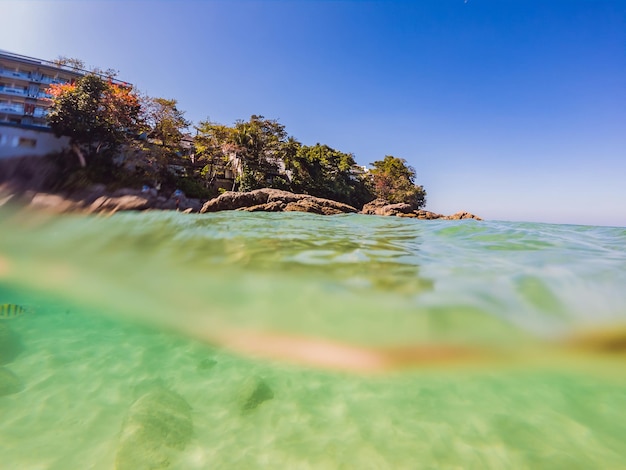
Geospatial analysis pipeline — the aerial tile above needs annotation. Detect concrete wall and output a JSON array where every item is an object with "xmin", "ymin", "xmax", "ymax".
[{"xmin": 0, "ymin": 124, "xmax": 70, "ymax": 159}]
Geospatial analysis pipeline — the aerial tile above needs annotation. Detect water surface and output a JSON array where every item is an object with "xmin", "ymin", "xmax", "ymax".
[{"xmin": 1, "ymin": 209, "xmax": 625, "ymax": 468}]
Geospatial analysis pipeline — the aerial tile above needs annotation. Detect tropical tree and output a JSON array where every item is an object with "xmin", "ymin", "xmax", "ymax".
[
  {"xmin": 369, "ymin": 155, "xmax": 426, "ymax": 208},
  {"xmin": 230, "ymin": 115, "xmax": 292, "ymax": 191}
]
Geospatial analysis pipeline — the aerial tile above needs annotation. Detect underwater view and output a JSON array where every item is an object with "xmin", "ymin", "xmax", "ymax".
[{"xmin": 1, "ymin": 208, "xmax": 625, "ymax": 469}]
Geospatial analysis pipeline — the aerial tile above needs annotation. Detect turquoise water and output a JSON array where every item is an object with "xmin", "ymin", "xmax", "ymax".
[{"xmin": 1, "ymin": 208, "xmax": 625, "ymax": 469}]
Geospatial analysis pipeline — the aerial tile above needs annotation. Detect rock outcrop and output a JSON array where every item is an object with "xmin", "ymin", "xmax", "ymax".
[
  {"xmin": 361, "ymin": 199, "xmax": 482, "ymax": 220},
  {"xmin": 4, "ymin": 186, "xmax": 203, "ymax": 215},
  {"xmin": 200, "ymin": 188, "xmax": 358, "ymax": 215},
  {"xmin": 1, "ymin": 156, "xmax": 482, "ymax": 219}
]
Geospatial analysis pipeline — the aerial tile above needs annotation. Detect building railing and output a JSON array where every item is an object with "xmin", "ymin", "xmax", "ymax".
[
  {"xmin": 0, "ymin": 104, "xmax": 24, "ymax": 114},
  {"xmin": 0, "ymin": 68, "xmax": 31, "ymax": 80},
  {"xmin": 1, "ymin": 51, "xmax": 131, "ymax": 88},
  {"xmin": 0, "ymin": 85, "xmax": 27, "ymax": 96}
]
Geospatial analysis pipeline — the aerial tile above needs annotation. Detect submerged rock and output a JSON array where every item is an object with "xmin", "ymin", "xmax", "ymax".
[
  {"xmin": 197, "ymin": 358, "xmax": 217, "ymax": 371},
  {"xmin": 0, "ymin": 367, "xmax": 23, "ymax": 396},
  {"xmin": 115, "ymin": 383, "xmax": 193, "ymax": 470},
  {"xmin": 238, "ymin": 376, "xmax": 274, "ymax": 413},
  {"xmin": 0, "ymin": 323, "xmax": 22, "ymax": 365}
]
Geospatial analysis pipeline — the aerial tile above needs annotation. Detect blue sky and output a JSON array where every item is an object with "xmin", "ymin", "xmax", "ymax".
[{"xmin": 2, "ymin": 0, "xmax": 625, "ymax": 225}]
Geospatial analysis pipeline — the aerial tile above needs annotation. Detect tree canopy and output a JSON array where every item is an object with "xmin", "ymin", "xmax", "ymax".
[
  {"xmin": 141, "ymin": 97, "xmax": 190, "ymax": 149},
  {"xmin": 45, "ymin": 64, "xmax": 428, "ymax": 208}
]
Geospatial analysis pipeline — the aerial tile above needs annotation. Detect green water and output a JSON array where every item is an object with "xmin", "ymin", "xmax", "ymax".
[{"xmin": 1, "ymin": 208, "xmax": 625, "ymax": 469}]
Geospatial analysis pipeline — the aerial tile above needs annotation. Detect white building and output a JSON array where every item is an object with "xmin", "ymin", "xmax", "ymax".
[{"xmin": 0, "ymin": 50, "xmax": 129, "ymax": 160}]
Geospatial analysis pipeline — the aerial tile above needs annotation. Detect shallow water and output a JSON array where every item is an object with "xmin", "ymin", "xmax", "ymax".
[{"xmin": 1, "ymin": 208, "xmax": 625, "ymax": 469}]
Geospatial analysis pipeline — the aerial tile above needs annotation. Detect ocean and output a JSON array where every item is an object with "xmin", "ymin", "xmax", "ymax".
[{"xmin": 1, "ymin": 208, "xmax": 625, "ymax": 469}]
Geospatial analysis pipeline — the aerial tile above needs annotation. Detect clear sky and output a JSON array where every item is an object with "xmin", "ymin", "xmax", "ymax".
[{"xmin": 2, "ymin": 0, "xmax": 625, "ymax": 226}]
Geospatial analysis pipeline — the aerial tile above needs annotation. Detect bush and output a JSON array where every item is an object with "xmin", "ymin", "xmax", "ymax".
[{"xmin": 173, "ymin": 176, "xmax": 213, "ymax": 199}]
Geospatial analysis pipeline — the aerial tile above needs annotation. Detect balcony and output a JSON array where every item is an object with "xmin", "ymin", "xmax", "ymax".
[
  {"xmin": 0, "ymin": 68, "xmax": 31, "ymax": 81},
  {"xmin": 33, "ymin": 108, "xmax": 48, "ymax": 118},
  {"xmin": 0, "ymin": 85, "xmax": 27, "ymax": 97},
  {"xmin": 0, "ymin": 104, "xmax": 24, "ymax": 115}
]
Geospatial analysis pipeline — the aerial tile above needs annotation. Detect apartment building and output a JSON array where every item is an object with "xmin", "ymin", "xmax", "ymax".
[{"xmin": 0, "ymin": 50, "xmax": 129, "ymax": 159}]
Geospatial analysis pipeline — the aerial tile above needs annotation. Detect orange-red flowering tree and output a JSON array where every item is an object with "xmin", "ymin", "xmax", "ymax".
[
  {"xmin": 47, "ymin": 74, "xmax": 141, "ymax": 167},
  {"xmin": 370, "ymin": 155, "xmax": 426, "ymax": 208}
]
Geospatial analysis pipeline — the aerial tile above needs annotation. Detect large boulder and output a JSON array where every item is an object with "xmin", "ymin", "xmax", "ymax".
[
  {"xmin": 28, "ymin": 193, "xmax": 83, "ymax": 214},
  {"xmin": 361, "ymin": 199, "xmax": 482, "ymax": 220},
  {"xmin": 415, "ymin": 210, "xmax": 444, "ymax": 220},
  {"xmin": 201, "ymin": 188, "xmax": 357, "ymax": 215},
  {"xmin": 361, "ymin": 199, "xmax": 415, "ymax": 216},
  {"xmin": 88, "ymin": 194, "xmax": 152, "ymax": 214},
  {"xmin": 443, "ymin": 211, "xmax": 483, "ymax": 220},
  {"xmin": 200, "ymin": 189, "xmax": 271, "ymax": 212}
]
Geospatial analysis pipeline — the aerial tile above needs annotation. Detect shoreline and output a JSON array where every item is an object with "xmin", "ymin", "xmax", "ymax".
[{"xmin": 0, "ymin": 184, "xmax": 482, "ymax": 220}]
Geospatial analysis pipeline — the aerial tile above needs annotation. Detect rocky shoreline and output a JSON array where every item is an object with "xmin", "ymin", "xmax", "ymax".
[
  {"xmin": 0, "ymin": 155, "xmax": 481, "ymax": 219},
  {"xmin": 0, "ymin": 184, "xmax": 481, "ymax": 220}
]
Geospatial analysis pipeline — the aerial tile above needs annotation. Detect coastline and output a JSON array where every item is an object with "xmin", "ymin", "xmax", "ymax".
[{"xmin": 0, "ymin": 183, "xmax": 482, "ymax": 220}]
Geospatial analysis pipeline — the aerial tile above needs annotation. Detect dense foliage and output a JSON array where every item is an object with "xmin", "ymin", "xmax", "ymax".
[{"xmin": 46, "ymin": 72, "xmax": 426, "ymax": 208}]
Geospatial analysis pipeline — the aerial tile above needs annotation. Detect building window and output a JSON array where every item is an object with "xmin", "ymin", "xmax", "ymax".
[{"xmin": 18, "ymin": 137, "xmax": 37, "ymax": 148}]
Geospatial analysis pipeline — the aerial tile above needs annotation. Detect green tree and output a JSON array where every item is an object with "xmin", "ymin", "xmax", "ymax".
[
  {"xmin": 142, "ymin": 97, "xmax": 190, "ymax": 149},
  {"xmin": 370, "ymin": 155, "xmax": 426, "ymax": 208},
  {"xmin": 231, "ymin": 115, "xmax": 292, "ymax": 191},
  {"xmin": 287, "ymin": 143, "xmax": 373, "ymax": 207},
  {"xmin": 194, "ymin": 120, "xmax": 236, "ymax": 188}
]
